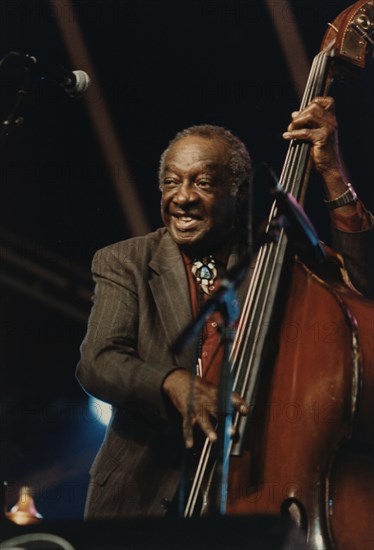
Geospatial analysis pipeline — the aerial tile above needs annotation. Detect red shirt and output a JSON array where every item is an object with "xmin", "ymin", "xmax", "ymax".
[{"xmin": 182, "ymin": 253, "xmax": 225, "ymax": 385}]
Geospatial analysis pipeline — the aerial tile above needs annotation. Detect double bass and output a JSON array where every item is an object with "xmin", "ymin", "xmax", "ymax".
[{"xmin": 184, "ymin": 3, "xmax": 374, "ymax": 549}]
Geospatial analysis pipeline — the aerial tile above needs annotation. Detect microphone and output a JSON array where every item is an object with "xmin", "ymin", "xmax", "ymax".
[
  {"xmin": 40, "ymin": 66, "xmax": 91, "ymax": 97},
  {"xmin": 19, "ymin": 53, "xmax": 91, "ymax": 97},
  {"xmin": 55, "ymin": 69, "xmax": 91, "ymax": 97}
]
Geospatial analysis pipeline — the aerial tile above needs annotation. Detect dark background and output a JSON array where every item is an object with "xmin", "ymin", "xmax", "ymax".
[{"xmin": 0, "ymin": 0, "xmax": 372, "ymax": 520}]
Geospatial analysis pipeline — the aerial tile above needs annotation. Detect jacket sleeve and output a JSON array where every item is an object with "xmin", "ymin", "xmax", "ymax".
[
  {"xmin": 331, "ymin": 222, "xmax": 374, "ymax": 299},
  {"xmin": 76, "ymin": 245, "xmax": 179, "ymax": 422}
]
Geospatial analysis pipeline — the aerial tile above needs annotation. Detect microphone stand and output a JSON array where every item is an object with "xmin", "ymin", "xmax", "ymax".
[
  {"xmin": 0, "ymin": 52, "xmax": 36, "ymax": 146},
  {"xmin": 210, "ymin": 286, "xmax": 238, "ymax": 515}
]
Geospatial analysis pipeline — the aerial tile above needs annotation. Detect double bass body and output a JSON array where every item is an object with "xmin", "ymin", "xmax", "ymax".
[
  {"xmin": 227, "ymin": 257, "xmax": 374, "ymax": 550},
  {"xmin": 225, "ymin": 3, "xmax": 374, "ymax": 547}
]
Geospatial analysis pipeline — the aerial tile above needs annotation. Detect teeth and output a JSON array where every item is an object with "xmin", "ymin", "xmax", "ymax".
[{"xmin": 173, "ymin": 215, "xmax": 194, "ymax": 221}]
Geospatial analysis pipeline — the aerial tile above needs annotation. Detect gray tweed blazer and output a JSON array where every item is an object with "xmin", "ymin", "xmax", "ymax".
[{"xmin": 77, "ymin": 228, "xmax": 247, "ymax": 518}]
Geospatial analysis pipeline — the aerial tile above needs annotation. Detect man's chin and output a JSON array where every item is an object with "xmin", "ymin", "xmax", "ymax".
[
  {"xmin": 167, "ymin": 226, "xmax": 226, "ymax": 256},
  {"xmin": 169, "ymin": 230, "xmax": 203, "ymax": 247}
]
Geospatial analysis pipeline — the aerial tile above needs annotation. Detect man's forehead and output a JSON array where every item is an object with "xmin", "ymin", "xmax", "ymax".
[
  {"xmin": 163, "ymin": 159, "xmax": 225, "ymax": 173},
  {"xmin": 164, "ymin": 135, "xmax": 229, "ymax": 170}
]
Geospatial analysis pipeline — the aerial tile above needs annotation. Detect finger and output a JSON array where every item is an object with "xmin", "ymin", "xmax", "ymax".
[
  {"xmin": 283, "ymin": 128, "xmax": 315, "ymax": 141},
  {"xmin": 182, "ymin": 407, "xmax": 217, "ymax": 447},
  {"xmin": 202, "ymin": 399, "xmax": 218, "ymax": 419},
  {"xmin": 312, "ymin": 96, "xmax": 335, "ymax": 113},
  {"xmin": 287, "ymin": 107, "xmax": 323, "ymax": 131},
  {"xmin": 183, "ymin": 415, "xmax": 196, "ymax": 449},
  {"xmin": 196, "ymin": 413, "xmax": 217, "ymax": 444},
  {"xmin": 231, "ymin": 392, "xmax": 249, "ymax": 415},
  {"xmin": 288, "ymin": 98, "xmax": 335, "ymax": 132}
]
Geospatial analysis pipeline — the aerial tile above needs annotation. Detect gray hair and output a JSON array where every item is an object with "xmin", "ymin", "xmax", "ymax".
[{"xmin": 158, "ymin": 124, "xmax": 252, "ymax": 196}]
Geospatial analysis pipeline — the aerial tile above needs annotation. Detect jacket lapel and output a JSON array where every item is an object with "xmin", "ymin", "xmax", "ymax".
[
  {"xmin": 148, "ymin": 232, "xmax": 253, "ymax": 372},
  {"xmin": 148, "ymin": 231, "xmax": 198, "ymax": 372}
]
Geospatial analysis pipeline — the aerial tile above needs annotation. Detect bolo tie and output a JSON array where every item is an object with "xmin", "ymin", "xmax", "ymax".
[{"xmin": 191, "ymin": 256, "xmax": 218, "ymax": 296}]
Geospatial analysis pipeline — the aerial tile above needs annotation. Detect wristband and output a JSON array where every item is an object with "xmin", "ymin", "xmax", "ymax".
[{"xmin": 324, "ymin": 183, "xmax": 358, "ymax": 210}]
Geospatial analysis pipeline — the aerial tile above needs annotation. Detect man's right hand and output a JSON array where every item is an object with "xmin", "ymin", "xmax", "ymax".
[{"xmin": 162, "ymin": 368, "xmax": 248, "ymax": 448}]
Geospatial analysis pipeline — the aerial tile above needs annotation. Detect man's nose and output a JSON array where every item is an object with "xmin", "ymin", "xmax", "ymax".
[{"xmin": 173, "ymin": 181, "xmax": 198, "ymax": 204}]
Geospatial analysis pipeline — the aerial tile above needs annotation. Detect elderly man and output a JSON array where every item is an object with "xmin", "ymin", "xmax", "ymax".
[{"xmin": 77, "ymin": 97, "xmax": 373, "ymax": 518}]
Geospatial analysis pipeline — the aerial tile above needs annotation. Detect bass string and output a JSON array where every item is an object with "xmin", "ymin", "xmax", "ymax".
[{"xmin": 231, "ymin": 50, "xmax": 332, "ymax": 401}]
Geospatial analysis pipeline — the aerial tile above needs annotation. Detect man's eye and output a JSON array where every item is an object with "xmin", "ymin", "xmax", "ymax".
[
  {"xmin": 162, "ymin": 179, "xmax": 177, "ymax": 187},
  {"xmin": 197, "ymin": 180, "xmax": 211, "ymax": 188}
]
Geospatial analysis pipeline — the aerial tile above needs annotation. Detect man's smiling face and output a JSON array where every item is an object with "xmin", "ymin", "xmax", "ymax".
[{"xmin": 160, "ymin": 135, "xmax": 237, "ymax": 254}]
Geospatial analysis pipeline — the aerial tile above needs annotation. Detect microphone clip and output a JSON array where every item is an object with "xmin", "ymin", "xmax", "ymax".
[{"xmin": 255, "ymin": 162, "xmax": 326, "ymax": 264}]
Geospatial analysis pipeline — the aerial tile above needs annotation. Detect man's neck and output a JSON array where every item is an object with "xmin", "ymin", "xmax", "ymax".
[{"xmin": 180, "ymin": 235, "xmax": 234, "ymax": 264}]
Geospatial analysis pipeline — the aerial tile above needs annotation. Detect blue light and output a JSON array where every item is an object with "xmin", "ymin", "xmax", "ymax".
[{"xmin": 89, "ymin": 397, "xmax": 112, "ymax": 426}]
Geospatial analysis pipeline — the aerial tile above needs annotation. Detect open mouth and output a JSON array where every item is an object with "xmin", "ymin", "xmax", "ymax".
[
  {"xmin": 173, "ymin": 215, "xmax": 200, "ymax": 231},
  {"xmin": 170, "ymin": 211, "xmax": 202, "ymax": 230}
]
